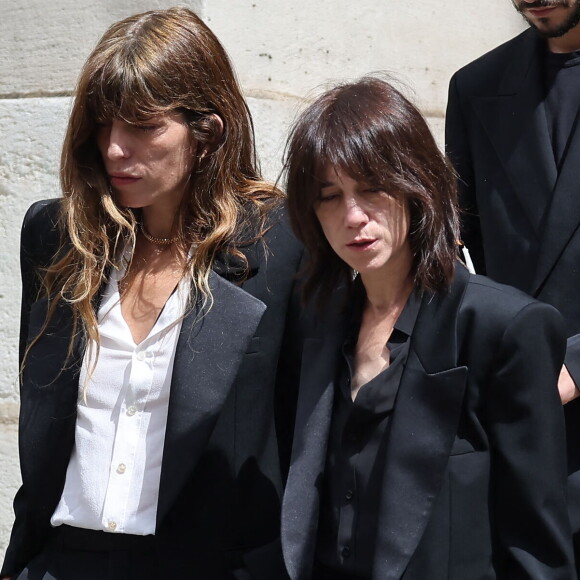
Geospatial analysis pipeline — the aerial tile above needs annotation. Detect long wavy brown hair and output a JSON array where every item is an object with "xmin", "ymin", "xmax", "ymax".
[{"xmin": 36, "ymin": 7, "xmax": 280, "ymax": 359}]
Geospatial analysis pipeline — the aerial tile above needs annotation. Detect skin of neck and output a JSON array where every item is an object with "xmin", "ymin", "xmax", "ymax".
[
  {"xmin": 547, "ymin": 21, "xmax": 580, "ymax": 52},
  {"xmin": 141, "ymin": 202, "xmax": 180, "ymax": 239},
  {"xmin": 359, "ymin": 247, "xmax": 414, "ymax": 314}
]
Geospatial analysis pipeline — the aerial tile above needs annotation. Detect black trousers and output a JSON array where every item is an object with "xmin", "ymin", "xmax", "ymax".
[{"xmin": 15, "ymin": 526, "xmax": 161, "ymax": 580}]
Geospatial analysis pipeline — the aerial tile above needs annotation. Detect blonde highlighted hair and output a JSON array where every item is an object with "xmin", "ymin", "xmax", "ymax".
[{"xmin": 34, "ymin": 7, "xmax": 280, "ymax": 360}]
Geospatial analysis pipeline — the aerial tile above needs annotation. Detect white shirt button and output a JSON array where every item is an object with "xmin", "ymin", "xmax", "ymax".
[
  {"xmin": 116, "ymin": 463, "xmax": 127, "ymax": 474},
  {"xmin": 136, "ymin": 351, "xmax": 146, "ymax": 361},
  {"xmin": 108, "ymin": 520, "xmax": 117, "ymax": 531},
  {"xmin": 126, "ymin": 406, "xmax": 137, "ymax": 417}
]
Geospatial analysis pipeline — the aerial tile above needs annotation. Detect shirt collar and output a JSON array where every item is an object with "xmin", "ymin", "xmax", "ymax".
[
  {"xmin": 393, "ymin": 288, "xmax": 421, "ymax": 339},
  {"xmin": 347, "ymin": 277, "xmax": 422, "ymax": 343}
]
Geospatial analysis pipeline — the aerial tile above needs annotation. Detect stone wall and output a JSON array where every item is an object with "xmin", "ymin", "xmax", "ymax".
[{"xmin": 0, "ymin": 0, "xmax": 524, "ymax": 559}]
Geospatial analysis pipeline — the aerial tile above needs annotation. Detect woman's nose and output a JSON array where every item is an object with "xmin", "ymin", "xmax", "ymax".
[
  {"xmin": 344, "ymin": 199, "xmax": 369, "ymax": 228},
  {"xmin": 101, "ymin": 122, "xmax": 131, "ymax": 160}
]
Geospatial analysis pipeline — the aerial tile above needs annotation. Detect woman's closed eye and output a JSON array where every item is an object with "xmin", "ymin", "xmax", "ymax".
[
  {"xmin": 318, "ymin": 186, "xmax": 341, "ymax": 203},
  {"xmin": 319, "ymin": 193, "xmax": 339, "ymax": 203},
  {"xmin": 135, "ymin": 123, "xmax": 161, "ymax": 132},
  {"xmin": 359, "ymin": 181, "xmax": 390, "ymax": 194}
]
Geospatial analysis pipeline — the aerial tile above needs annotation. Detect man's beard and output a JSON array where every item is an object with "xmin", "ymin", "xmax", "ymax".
[{"xmin": 515, "ymin": 0, "xmax": 580, "ymax": 37}]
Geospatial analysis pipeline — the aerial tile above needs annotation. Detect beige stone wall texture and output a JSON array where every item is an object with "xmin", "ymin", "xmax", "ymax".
[{"xmin": 0, "ymin": 0, "xmax": 524, "ymax": 560}]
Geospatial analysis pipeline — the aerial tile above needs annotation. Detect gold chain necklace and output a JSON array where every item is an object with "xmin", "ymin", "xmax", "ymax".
[{"xmin": 139, "ymin": 222, "xmax": 178, "ymax": 246}]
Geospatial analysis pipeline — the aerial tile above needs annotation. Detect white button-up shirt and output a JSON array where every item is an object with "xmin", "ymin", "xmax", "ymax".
[{"xmin": 51, "ymin": 259, "xmax": 189, "ymax": 535}]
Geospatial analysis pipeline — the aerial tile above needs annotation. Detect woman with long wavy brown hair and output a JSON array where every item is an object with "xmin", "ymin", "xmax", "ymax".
[{"xmin": 2, "ymin": 8, "xmax": 302, "ymax": 580}]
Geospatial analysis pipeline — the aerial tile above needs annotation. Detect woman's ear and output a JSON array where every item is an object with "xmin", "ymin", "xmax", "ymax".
[
  {"xmin": 208, "ymin": 113, "xmax": 224, "ymax": 138},
  {"xmin": 198, "ymin": 113, "xmax": 224, "ymax": 159}
]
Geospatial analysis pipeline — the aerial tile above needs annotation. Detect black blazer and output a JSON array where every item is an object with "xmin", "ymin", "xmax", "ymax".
[
  {"xmin": 281, "ymin": 266, "xmax": 575, "ymax": 579},
  {"xmin": 2, "ymin": 199, "xmax": 304, "ymax": 580},
  {"xmin": 445, "ymin": 28, "xmax": 580, "ymax": 551}
]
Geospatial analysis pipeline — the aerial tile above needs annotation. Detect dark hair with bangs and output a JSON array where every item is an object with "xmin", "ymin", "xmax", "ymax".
[
  {"xmin": 33, "ymin": 7, "xmax": 281, "ymax": 365},
  {"xmin": 284, "ymin": 76, "xmax": 460, "ymax": 306}
]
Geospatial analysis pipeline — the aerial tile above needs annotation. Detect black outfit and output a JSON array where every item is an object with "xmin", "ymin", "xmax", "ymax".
[
  {"xmin": 2, "ymin": 199, "xmax": 304, "ymax": 580},
  {"xmin": 316, "ymin": 289, "xmax": 420, "ymax": 579},
  {"xmin": 17, "ymin": 527, "xmax": 160, "ymax": 580},
  {"xmin": 282, "ymin": 266, "xmax": 576, "ymax": 579},
  {"xmin": 542, "ymin": 49, "xmax": 580, "ymax": 167},
  {"xmin": 445, "ymin": 29, "xmax": 580, "ymax": 563}
]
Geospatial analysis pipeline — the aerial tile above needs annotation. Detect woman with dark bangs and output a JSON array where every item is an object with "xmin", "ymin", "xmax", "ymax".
[
  {"xmin": 2, "ymin": 8, "xmax": 302, "ymax": 580},
  {"xmin": 280, "ymin": 77, "xmax": 575, "ymax": 579}
]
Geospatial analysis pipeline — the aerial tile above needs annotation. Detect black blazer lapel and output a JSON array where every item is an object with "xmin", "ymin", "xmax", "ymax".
[
  {"xmin": 372, "ymin": 266, "xmax": 470, "ymax": 579},
  {"xmin": 532, "ymin": 121, "xmax": 580, "ymax": 293},
  {"xmin": 281, "ymin": 333, "xmax": 343, "ymax": 580},
  {"xmin": 472, "ymin": 30, "xmax": 557, "ymax": 234},
  {"xmin": 156, "ymin": 271, "xmax": 266, "ymax": 526}
]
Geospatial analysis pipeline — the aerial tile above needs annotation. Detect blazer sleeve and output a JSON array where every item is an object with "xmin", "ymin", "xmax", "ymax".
[
  {"xmin": 485, "ymin": 301, "xmax": 576, "ymax": 578},
  {"xmin": 1, "ymin": 199, "xmax": 61, "ymax": 578},
  {"xmin": 18, "ymin": 199, "xmax": 61, "ymax": 364},
  {"xmin": 1, "ymin": 487, "xmax": 44, "ymax": 578},
  {"xmin": 445, "ymin": 73, "xmax": 486, "ymax": 275}
]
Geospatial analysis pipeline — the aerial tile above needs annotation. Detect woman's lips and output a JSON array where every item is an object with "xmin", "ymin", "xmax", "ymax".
[
  {"xmin": 110, "ymin": 174, "xmax": 141, "ymax": 187},
  {"xmin": 347, "ymin": 239, "xmax": 377, "ymax": 251}
]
